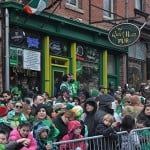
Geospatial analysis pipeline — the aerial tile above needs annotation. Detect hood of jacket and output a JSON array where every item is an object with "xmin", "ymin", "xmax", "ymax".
[
  {"xmin": 33, "ymin": 119, "xmax": 60, "ymax": 140},
  {"xmin": 84, "ymin": 98, "xmax": 97, "ymax": 113},
  {"xmin": 68, "ymin": 120, "xmax": 81, "ymax": 133}
]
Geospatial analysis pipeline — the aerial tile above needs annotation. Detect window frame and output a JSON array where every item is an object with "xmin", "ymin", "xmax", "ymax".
[
  {"xmin": 66, "ymin": 0, "xmax": 82, "ymax": 9},
  {"xmin": 103, "ymin": 0, "xmax": 114, "ymax": 19},
  {"xmin": 135, "ymin": 0, "xmax": 143, "ymax": 11}
]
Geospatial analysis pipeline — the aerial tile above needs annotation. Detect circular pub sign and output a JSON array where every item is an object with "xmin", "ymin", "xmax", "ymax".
[{"xmin": 108, "ymin": 23, "xmax": 140, "ymax": 47}]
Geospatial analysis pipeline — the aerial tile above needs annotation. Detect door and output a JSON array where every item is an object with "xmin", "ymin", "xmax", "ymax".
[{"xmin": 52, "ymin": 66, "xmax": 67, "ymax": 97}]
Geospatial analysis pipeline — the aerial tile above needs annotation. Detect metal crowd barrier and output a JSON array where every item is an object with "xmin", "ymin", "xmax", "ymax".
[{"xmin": 52, "ymin": 127, "xmax": 150, "ymax": 150}]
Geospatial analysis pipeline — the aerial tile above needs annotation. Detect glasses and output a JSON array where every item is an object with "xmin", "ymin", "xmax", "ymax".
[{"xmin": 15, "ymin": 105, "xmax": 23, "ymax": 109}]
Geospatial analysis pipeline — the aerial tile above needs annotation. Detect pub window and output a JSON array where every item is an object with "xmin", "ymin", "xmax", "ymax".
[
  {"xmin": 108, "ymin": 54, "xmax": 115, "ymax": 74},
  {"xmin": 103, "ymin": 0, "xmax": 114, "ymax": 19},
  {"xmin": 10, "ymin": 26, "xmax": 42, "ymax": 51},
  {"xmin": 76, "ymin": 44, "xmax": 100, "ymax": 90}
]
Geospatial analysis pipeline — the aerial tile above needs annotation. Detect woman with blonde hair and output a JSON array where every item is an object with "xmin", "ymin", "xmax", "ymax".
[
  {"xmin": 22, "ymin": 103, "xmax": 34, "ymax": 125},
  {"xmin": 7, "ymin": 101, "xmax": 27, "ymax": 128}
]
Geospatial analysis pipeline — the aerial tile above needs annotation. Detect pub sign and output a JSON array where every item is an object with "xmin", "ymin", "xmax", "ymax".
[{"xmin": 108, "ymin": 23, "xmax": 140, "ymax": 47}]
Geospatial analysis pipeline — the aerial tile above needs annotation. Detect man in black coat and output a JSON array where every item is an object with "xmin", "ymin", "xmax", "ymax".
[{"xmin": 94, "ymin": 94, "xmax": 115, "ymax": 127}]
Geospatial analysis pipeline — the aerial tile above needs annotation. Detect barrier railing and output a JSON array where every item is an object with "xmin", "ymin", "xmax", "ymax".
[{"xmin": 52, "ymin": 127, "xmax": 150, "ymax": 150}]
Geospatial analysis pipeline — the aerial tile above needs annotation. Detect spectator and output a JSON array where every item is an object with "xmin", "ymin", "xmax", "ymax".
[
  {"xmin": 35, "ymin": 125, "xmax": 53, "ymax": 150},
  {"xmin": 31, "ymin": 94, "xmax": 44, "ymax": 116},
  {"xmin": 7, "ymin": 101, "xmax": 27, "ymax": 128},
  {"xmin": 130, "ymin": 95, "xmax": 144, "ymax": 118},
  {"xmin": 52, "ymin": 109, "xmax": 75, "ymax": 141},
  {"xmin": 22, "ymin": 103, "xmax": 34, "ymax": 125},
  {"xmin": 95, "ymin": 114, "xmax": 118, "ymax": 150},
  {"xmin": 32, "ymin": 104, "xmax": 59, "ymax": 143},
  {"xmin": 6, "ymin": 100, "xmax": 15, "ymax": 112},
  {"xmin": 1, "ymin": 91, "xmax": 11, "ymax": 106},
  {"xmin": 55, "ymin": 88, "xmax": 71, "ymax": 104},
  {"xmin": 0, "ymin": 130, "xmax": 29, "ymax": 150},
  {"xmin": 51, "ymin": 103, "xmax": 66, "ymax": 119},
  {"xmin": 137, "ymin": 103, "xmax": 150, "ymax": 126},
  {"xmin": 42, "ymin": 92, "xmax": 53, "ymax": 117},
  {"xmin": 98, "ymin": 85, "xmax": 106, "ymax": 96},
  {"xmin": 80, "ymin": 98, "xmax": 97, "ymax": 137},
  {"xmin": 78, "ymin": 91, "xmax": 89, "ymax": 109},
  {"xmin": 60, "ymin": 120, "xmax": 86, "ymax": 150},
  {"xmin": 60, "ymin": 74, "xmax": 72, "ymax": 96},
  {"xmin": 54, "ymin": 77, "xmax": 61, "ymax": 98},
  {"xmin": 108, "ymin": 82, "xmax": 115, "ymax": 96},
  {"xmin": 72, "ymin": 96, "xmax": 80, "ymax": 106},
  {"xmin": 115, "ymin": 86, "xmax": 122, "ymax": 96},
  {"xmin": 121, "ymin": 115, "xmax": 140, "ymax": 150},
  {"xmin": 95, "ymin": 114, "xmax": 118, "ymax": 135},
  {"xmin": 69, "ymin": 73, "xmax": 79, "ymax": 97},
  {"xmin": 94, "ymin": 94, "xmax": 115, "ymax": 127},
  {"xmin": 9, "ymin": 121, "xmax": 37, "ymax": 150}
]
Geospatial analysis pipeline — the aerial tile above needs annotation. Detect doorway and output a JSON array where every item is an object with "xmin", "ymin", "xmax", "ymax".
[{"xmin": 52, "ymin": 66, "xmax": 67, "ymax": 97}]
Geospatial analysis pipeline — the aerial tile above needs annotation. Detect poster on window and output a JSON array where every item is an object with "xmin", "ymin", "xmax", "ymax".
[{"xmin": 23, "ymin": 49, "xmax": 41, "ymax": 71}]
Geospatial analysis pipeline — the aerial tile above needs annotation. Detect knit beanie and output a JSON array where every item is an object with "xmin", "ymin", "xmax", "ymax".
[
  {"xmin": 0, "ymin": 106, "xmax": 8, "ymax": 117},
  {"xmin": 90, "ymin": 89, "xmax": 99, "ymax": 97}
]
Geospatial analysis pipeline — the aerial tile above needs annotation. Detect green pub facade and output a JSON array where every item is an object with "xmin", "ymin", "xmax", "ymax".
[{"xmin": 1, "ymin": 1, "xmax": 128, "ymax": 97}]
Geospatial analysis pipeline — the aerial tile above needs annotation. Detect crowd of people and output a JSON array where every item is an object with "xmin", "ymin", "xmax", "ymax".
[{"xmin": 0, "ymin": 73, "xmax": 150, "ymax": 150}]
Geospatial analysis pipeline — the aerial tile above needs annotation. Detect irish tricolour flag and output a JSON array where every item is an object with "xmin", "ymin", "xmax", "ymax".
[{"xmin": 24, "ymin": 0, "xmax": 48, "ymax": 15}]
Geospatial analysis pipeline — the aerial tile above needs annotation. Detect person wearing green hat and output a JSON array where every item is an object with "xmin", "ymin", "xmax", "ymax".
[
  {"xmin": 129, "ymin": 87, "xmax": 135, "ymax": 95},
  {"xmin": 90, "ymin": 88, "xmax": 99, "ymax": 98}
]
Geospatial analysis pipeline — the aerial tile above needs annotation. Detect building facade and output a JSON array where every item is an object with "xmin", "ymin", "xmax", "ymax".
[{"xmin": 0, "ymin": 0, "xmax": 149, "ymax": 96}]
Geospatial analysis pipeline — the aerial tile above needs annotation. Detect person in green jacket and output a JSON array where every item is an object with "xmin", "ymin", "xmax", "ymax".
[
  {"xmin": 32, "ymin": 103, "xmax": 60, "ymax": 149},
  {"xmin": 69, "ymin": 73, "xmax": 79, "ymax": 98}
]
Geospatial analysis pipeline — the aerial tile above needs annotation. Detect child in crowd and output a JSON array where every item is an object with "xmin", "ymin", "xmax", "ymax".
[
  {"xmin": 121, "ymin": 115, "xmax": 140, "ymax": 150},
  {"xmin": 9, "ymin": 121, "xmax": 37, "ymax": 150},
  {"xmin": 95, "ymin": 114, "xmax": 119, "ymax": 150},
  {"xmin": 95, "ymin": 114, "xmax": 119, "ymax": 136},
  {"xmin": 35, "ymin": 125, "xmax": 52, "ymax": 150},
  {"xmin": 60, "ymin": 120, "xmax": 87, "ymax": 150},
  {"xmin": 0, "ymin": 130, "xmax": 29, "ymax": 150}
]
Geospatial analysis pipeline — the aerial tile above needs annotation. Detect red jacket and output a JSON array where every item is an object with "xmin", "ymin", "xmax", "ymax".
[{"xmin": 60, "ymin": 120, "xmax": 87, "ymax": 150}]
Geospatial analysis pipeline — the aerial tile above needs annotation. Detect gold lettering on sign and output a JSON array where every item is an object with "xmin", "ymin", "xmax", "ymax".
[{"xmin": 111, "ymin": 28, "xmax": 136, "ymax": 45}]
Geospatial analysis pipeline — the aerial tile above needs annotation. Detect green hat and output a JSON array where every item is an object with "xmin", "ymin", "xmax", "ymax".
[
  {"xmin": 90, "ymin": 89, "xmax": 99, "ymax": 97},
  {"xmin": 66, "ymin": 103, "xmax": 74, "ymax": 110},
  {"xmin": 130, "ymin": 88, "xmax": 135, "ymax": 94}
]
